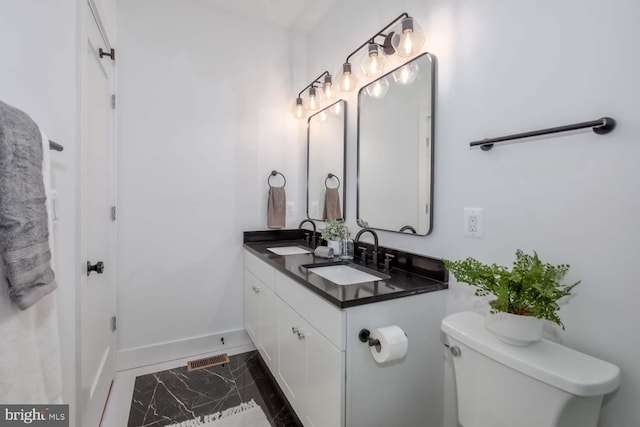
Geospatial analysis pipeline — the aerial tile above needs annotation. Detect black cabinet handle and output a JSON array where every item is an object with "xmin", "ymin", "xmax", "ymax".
[{"xmin": 87, "ymin": 261, "xmax": 105, "ymax": 276}]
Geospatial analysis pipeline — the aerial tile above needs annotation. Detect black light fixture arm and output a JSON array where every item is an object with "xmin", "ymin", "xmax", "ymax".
[
  {"xmin": 297, "ymin": 70, "xmax": 331, "ymax": 98},
  {"xmin": 344, "ymin": 12, "xmax": 409, "ymax": 63}
]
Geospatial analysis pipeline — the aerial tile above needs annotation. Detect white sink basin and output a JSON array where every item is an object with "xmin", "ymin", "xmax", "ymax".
[
  {"xmin": 267, "ymin": 246, "xmax": 311, "ymax": 256},
  {"xmin": 307, "ymin": 264, "xmax": 385, "ymax": 285}
]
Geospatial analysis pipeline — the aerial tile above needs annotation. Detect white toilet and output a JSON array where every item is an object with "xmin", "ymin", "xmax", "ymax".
[{"xmin": 442, "ymin": 311, "xmax": 621, "ymax": 427}]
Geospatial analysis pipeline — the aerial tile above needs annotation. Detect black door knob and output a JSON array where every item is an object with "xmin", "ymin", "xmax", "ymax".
[{"xmin": 87, "ymin": 261, "xmax": 105, "ymax": 276}]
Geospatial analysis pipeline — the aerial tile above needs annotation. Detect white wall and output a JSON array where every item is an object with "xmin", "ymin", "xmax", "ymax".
[
  {"xmin": 304, "ymin": 1, "xmax": 640, "ymax": 426},
  {"xmin": 116, "ymin": 0, "xmax": 305, "ymax": 360},
  {"xmin": 0, "ymin": 0, "xmax": 80, "ymax": 423}
]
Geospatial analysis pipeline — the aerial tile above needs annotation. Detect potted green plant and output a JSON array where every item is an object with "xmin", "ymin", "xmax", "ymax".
[
  {"xmin": 321, "ymin": 220, "xmax": 347, "ymax": 254},
  {"xmin": 444, "ymin": 250, "xmax": 580, "ymax": 346}
]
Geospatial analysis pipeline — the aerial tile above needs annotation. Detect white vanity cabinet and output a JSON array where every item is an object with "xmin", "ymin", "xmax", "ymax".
[
  {"xmin": 244, "ymin": 251, "xmax": 345, "ymax": 427},
  {"xmin": 243, "ymin": 249, "xmax": 446, "ymax": 427}
]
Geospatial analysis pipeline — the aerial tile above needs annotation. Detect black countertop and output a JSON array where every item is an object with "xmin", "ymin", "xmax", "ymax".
[{"xmin": 243, "ymin": 231, "xmax": 448, "ymax": 309}]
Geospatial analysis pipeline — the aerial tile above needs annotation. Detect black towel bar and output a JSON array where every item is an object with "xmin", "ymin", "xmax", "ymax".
[{"xmin": 470, "ymin": 117, "xmax": 616, "ymax": 151}]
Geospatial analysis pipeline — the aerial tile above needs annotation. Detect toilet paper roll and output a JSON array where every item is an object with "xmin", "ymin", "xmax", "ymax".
[
  {"xmin": 314, "ymin": 246, "xmax": 334, "ymax": 258},
  {"xmin": 369, "ymin": 325, "xmax": 408, "ymax": 363}
]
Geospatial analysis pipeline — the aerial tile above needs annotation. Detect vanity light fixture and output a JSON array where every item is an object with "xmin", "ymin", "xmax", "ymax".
[
  {"xmin": 337, "ymin": 13, "xmax": 425, "ymax": 94},
  {"xmin": 291, "ymin": 70, "xmax": 330, "ymax": 119},
  {"xmin": 291, "ymin": 13, "xmax": 425, "ymax": 118}
]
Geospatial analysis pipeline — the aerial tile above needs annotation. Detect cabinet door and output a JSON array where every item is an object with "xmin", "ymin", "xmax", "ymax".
[
  {"xmin": 244, "ymin": 269, "xmax": 261, "ymax": 343},
  {"xmin": 259, "ymin": 285, "xmax": 277, "ymax": 372},
  {"xmin": 303, "ymin": 318, "xmax": 345, "ymax": 427},
  {"xmin": 276, "ymin": 299, "xmax": 307, "ymax": 417}
]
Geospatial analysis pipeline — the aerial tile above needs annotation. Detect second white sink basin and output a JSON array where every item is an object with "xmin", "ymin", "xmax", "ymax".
[
  {"xmin": 267, "ymin": 246, "xmax": 311, "ymax": 256},
  {"xmin": 307, "ymin": 264, "xmax": 386, "ymax": 285}
]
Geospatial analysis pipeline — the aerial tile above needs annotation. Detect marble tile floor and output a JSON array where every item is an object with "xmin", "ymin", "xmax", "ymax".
[{"xmin": 126, "ymin": 351, "xmax": 301, "ymax": 427}]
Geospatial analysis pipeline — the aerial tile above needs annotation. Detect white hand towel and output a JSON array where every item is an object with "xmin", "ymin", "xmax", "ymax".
[{"xmin": 0, "ymin": 129, "xmax": 63, "ymax": 404}]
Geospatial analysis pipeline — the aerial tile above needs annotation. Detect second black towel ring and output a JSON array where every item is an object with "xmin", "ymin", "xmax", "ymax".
[
  {"xmin": 268, "ymin": 170, "xmax": 286, "ymax": 188},
  {"xmin": 325, "ymin": 173, "xmax": 340, "ymax": 189}
]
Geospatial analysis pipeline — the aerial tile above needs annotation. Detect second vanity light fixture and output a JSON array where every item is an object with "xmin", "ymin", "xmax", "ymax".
[
  {"xmin": 291, "ymin": 12, "xmax": 425, "ymax": 119},
  {"xmin": 292, "ymin": 70, "xmax": 332, "ymax": 119}
]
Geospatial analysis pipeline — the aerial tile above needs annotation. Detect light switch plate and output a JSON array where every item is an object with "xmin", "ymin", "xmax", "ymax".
[
  {"xmin": 464, "ymin": 208, "xmax": 484, "ymax": 238},
  {"xmin": 286, "ymin": 201, "xmax": 295, "ymax": 217}
]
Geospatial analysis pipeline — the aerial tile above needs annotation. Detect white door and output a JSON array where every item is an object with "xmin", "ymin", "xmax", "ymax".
[{"xmin": 80, "ymin": 3, "xmax": 117, "ymax": 425}]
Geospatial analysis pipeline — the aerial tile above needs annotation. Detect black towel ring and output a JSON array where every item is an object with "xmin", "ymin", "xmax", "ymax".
[
  {"xmin": 325, "ymin": 173, "xmax": 340, "ymax": 189},
  {"xmin": 268, "ymin": 170, "xmax": 286, "ymax": 188}
]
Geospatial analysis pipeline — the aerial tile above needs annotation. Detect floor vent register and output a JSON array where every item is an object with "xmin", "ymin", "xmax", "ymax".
[{"xmin": 186, "ymin": 353, "xmax": 230, "ymax": 372}]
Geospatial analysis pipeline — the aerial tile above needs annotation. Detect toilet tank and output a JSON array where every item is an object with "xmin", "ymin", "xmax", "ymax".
[{"xmin": 442, "ymin": 312, "xmax": 620, "ymax": 427}]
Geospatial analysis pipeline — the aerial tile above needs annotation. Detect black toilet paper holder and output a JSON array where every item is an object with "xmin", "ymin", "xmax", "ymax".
[{"xmin": 359, "ymin": 329, "xmax": 381, "ymax": 351}]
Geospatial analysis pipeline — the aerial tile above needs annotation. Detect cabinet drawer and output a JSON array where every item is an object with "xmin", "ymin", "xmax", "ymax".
[
  {"xmin": 276, "ymin": 271, "xmax": 345, "ymax": 350},
  {"xmin": 244, "ymin": 251, "xmax": 275, "ymax": 290}
]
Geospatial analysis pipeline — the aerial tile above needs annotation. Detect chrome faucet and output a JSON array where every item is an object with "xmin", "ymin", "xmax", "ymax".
[
  {"xmin": 354, "ymin": 228, "xmax": 379, "ymax": 266},
  {"xmin": 299, "ymin": 219, "xmax": 317, "ymax": 248}
]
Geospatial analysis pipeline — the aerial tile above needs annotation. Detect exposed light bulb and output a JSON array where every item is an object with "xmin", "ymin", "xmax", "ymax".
[
  {"xmin": 342, "ymin": 74, "xmax": 354, "ymax": 91},
  {"xmin": 361, "ymin": 43, "xmax": 386, "ymax": 78},
  {"xmin": 337, "ymin": 62, "xmax": 359, "ymax": 92},
  {"xmin": 323, "ymin": 74, "xmax": 334, "ymax": 100},
  {"xmin": 291, "ymin": 97, "xmax": 306, "ymax": 119},
  {"xmin": 319, "ymin": 110, "xmax": 328, "ymax": 122},
  {"xmin": 306, "ymin": 87, "xmax": 319, "ymax": 111},
  {"xmin": 401, "ymin": 30, "xmax": 413, "ymax": 56},
  {"xmin": 391, "ymin": 17, "xmax": 425, "ymax": 58}
]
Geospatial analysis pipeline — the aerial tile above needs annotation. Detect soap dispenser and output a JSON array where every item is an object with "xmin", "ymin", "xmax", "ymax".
[{"xmin": 340, "ymin": 230, "xmax": 354, "ymax": 260}]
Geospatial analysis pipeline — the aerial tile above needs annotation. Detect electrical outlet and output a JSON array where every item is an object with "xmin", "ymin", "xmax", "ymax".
[
  {"xmin": 464, "ymin": 208, "xmax": 484, "ymax": 238},
  {"xmin": 286, "ymin": 202, "xmax": 295, "ymax": 217}
]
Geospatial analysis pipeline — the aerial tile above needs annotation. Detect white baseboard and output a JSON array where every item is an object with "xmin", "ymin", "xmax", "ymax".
[{"xmin": 117, "ymin": 328, "xmax": 252, "ymax": 371}]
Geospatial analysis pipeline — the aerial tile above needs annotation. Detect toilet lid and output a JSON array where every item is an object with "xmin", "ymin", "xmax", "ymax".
[{"xmin": 442, "ymin": 311, "xmax": 621, "ymax": 396}]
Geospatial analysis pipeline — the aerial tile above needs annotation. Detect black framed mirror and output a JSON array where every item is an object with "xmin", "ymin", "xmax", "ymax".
[
  {"xmin": 357, "ymin": 53, "xmax": 435, "ymax": 235},
  {"xmin": 306, "ymin": 99, "xmax": 347, "ymax": 221}
]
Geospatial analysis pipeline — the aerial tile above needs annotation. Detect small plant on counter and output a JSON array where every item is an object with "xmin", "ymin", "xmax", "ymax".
[
  {"xmin": 444, "ymin": 250, "xmax": 580, "ymax": 328},
  {"xmin": 321, "ymin": 220, "xmax": 348, "ymax": 242}
]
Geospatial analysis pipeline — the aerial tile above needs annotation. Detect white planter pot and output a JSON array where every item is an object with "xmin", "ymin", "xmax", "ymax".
[
  {"xmin": 484, "ymin": 310, "xmax": 543, "ymax": 346},
  {"xmin": 327, "ymin": 240, "xmax": 340, "ymax": 256}
]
